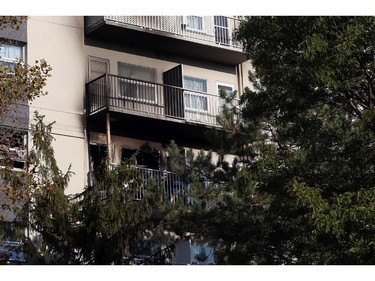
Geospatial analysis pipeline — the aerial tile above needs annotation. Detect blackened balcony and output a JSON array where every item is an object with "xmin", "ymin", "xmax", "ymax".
[
  {"xmin": 85, "ymin": 16, "xmax": 247, "ymax": 65},
  {"xmin": 86, "ymin": 74, "xmax": 237, "ymax": 148},
  {"xmin": 86, "ymin": 74, "xmax": 227, "ymax": 126},
  {"xmin": 96, "ymin": 167, "xmax": 190, "ymax": 205}
]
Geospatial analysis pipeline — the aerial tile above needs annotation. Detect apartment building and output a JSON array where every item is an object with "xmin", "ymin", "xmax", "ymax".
[
  {"xmin": 25, "ymin": 16, "xmax": 252, "ymax": 195},
  {"xmin": 1, "ymin": 16, "xmax": 252, "ymax": 264}
]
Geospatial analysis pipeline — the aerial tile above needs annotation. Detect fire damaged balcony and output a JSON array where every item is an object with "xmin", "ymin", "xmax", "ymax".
[
  {"xmin": 95, "ymin": 166, "xmax": 190, "ymax": 205},
  {"xmin": 86, "ymin": 74, "xmax": 237, "ymax": 148},
  {"xmin": 85, "ymin": 16, "xmax": 247, "ymax": 65}
]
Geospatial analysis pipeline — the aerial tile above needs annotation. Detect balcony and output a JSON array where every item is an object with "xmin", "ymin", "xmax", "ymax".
[
  {"xmin": 86, "ymin": 74, "xmax": 237, "ymax": 148},
  {"xmin": 95, "ymin": 167, "xmax": 190, "ymax": 205},
  {"xmin": 85, "ymin": 16, "xmax": 247, "ymax": 65}
]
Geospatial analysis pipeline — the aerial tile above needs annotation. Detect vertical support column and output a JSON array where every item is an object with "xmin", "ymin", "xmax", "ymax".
[{"xmin": 106, "ymin": 112, "xmax": 112, "ymax": 164}]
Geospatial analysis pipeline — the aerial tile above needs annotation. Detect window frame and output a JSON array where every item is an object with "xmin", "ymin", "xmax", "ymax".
[
  {"xmin": 184, "ymin": 16, "xmax": 204, "ymax": 32},
  {"xmin": 183, "ymin": 76, "xmax": 209, "ymax": 113},
  {"xmin": 0, "ymin": 43, "xmax": 24, "ymax": 72},
  {"xmin": 217, "ymin": 82, "xmax": 235, "ymax": 110},
  {"xmin": 217, "ymin": 81, "xmax": 234, "ymax": 100}
]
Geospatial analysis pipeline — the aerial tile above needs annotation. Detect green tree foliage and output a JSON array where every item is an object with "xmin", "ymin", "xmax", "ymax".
[
  {"xmin": 234, "ymin": 16, "xmax": 375, "ymax": 264},
  {"xmin": 22, "ymin": 113, "xmax": 162, "ymax": 264},
  {"xmin": 167, "ymin": 17, "xmax": 375, "ymax": 264},
  {"xmin": 26, "ymin": 112, "xmax": 74, "ymax": 263},
  {"xmin": 0, "ymin": 16, "xmax": 51, "ymax": 122},
  {"xmin": 75, "ymin": 156, "xmax": 159, "ymax": 265}
]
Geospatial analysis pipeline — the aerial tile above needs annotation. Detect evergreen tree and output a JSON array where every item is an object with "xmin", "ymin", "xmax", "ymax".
[
  {"xmin": 75, "ymin": 155, "xmax": 160, "ymax": 265},
  {"xmin": 26, "ymin": 112, "xmax": 74, "ymax": 264},
  {"xmin": 166, "ymin": 16, "xmax": 375, "ymax": 264}
]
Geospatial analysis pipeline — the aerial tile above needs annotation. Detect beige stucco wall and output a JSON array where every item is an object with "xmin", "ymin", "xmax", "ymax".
[
  {"xmin": 27, "ymin": 16, "xmax": 87, "ymax": 195},
  {"xmin": 240, "ymin": 60, "xmax": 254, "ymax": 92},
  {"xmin": 85, "ymin": 45, "xmax": 241, "ymax": 95}
]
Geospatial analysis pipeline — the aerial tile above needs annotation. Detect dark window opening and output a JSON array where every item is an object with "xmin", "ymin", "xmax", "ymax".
[
  {"xmin": 90, "ymin": 144, "xmax": 107, "ymax": 170},
  {"xmin": 12, "ymin": 161, "xmax": 25, "ymax": 170},
  {"xmin": 121, "ymin": 148, "xmax": 160, "ymax": 170}
]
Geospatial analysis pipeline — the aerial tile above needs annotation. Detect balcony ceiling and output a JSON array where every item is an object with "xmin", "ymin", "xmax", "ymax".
[{"xmin": 85, "ymin": 19, "xmax": 248, "ymax": 66}]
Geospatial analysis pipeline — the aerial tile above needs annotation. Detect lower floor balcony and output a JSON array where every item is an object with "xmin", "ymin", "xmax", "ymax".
[{"xmin": 94, "ymin": 166, "xmax": 191, "ymax": 205}]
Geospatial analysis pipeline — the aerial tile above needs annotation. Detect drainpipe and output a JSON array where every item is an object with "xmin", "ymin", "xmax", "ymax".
[{"xmin": 236, "ymin": 63, "xmax": 244, "ymax": 96}]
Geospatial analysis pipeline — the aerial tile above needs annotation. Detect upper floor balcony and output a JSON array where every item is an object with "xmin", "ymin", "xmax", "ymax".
[
  {"xmin": 86, "ymin": 74, "xmax": 238, "ymax": 148},
  {"xmin": 85, "ymin": 16, "xmax": 247, "ymax": 65}
]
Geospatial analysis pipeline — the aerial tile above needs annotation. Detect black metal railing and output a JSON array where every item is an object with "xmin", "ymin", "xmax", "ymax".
[
  {"xmin": 134, "ymin": 167, "xmax": 190, "ymax": 204},
  {"xmin": 93, "ymin": 166, "xmax": 190, "ymax": 205},
  {"xmin": 86, "ymin": 74, "xmax": 238, "ymax": 127}
]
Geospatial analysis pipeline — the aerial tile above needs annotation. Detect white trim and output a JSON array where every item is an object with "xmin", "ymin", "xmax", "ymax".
[
  {"xmin": 216, "ymin": 81, "xmax": 234, "ymax": 95},
  {"xmin": 216, "ymin": 81, "xmax": 235, "ymax": 109}
]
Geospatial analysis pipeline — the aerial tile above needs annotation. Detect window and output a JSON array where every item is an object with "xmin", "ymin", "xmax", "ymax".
[
  {"xmin": 217, "ymin": 83, "xmax": 234, "ymax": 108},
  {"xmin": 118, "ymin": 62, "xmax": 156, "ymax": 103},
  {"xmin": 90, "ymin": 144, "xmax": 108, "ymax": 170},
  {"xmin": 121, "ymin": 148, "xmax": 159, "ymax": 170},
  {"xmin": 184, "ymin": 76, "xmax": 208, "ymax": 112},
  {"xmin": 214, "ymin": 16, "xmax": 230, "ymax": 45},
  {"xmin": 0, "ymin": 44, "xmax": 23, "ymax": 70},
  {"xmin": 186, "ymin": 16, "xmax": 203, "ymax": 31}
]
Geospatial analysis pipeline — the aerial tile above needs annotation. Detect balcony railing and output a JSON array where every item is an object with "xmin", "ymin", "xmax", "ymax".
[
  {"xmin": 95, "ymin": 166, "xmax": 190, "ymax": 205},
  {"xmin": 103, "ymin": 16, "xmax": 243, "ymax": 50},
  {"xmin": 86, "ymin": 74, "xmax": 238, "ymax": 127}
]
